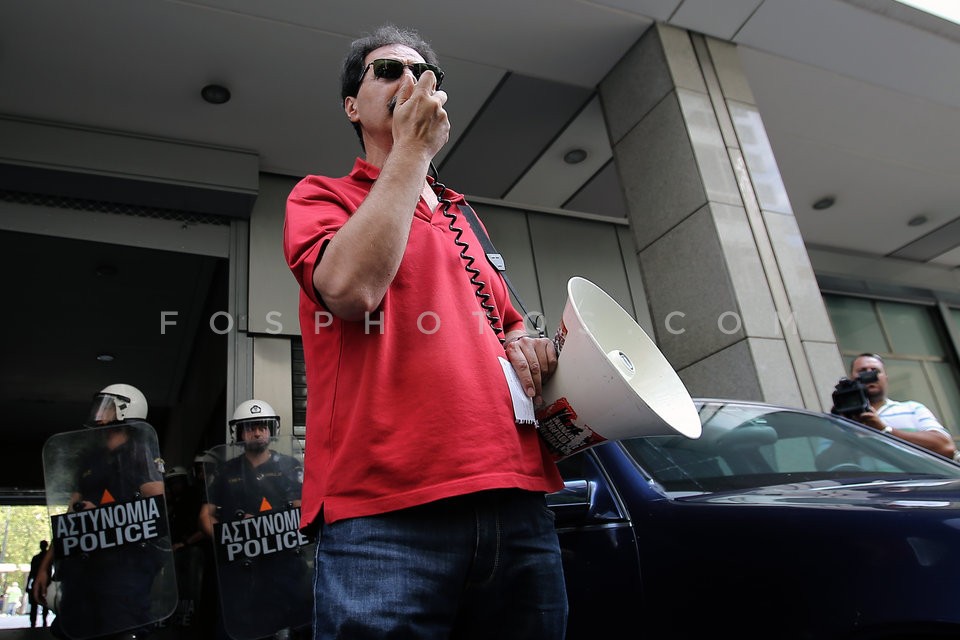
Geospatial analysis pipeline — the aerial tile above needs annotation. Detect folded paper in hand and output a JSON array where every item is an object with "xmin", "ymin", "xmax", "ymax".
[{"xmin": 498, "ymin": 357, "xmax": 536, "ymax": 425}]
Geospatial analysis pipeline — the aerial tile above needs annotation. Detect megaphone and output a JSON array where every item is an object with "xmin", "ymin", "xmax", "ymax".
[{"xmin": 536, "ymin": 277, "xmax": 701, "ymax": 460}]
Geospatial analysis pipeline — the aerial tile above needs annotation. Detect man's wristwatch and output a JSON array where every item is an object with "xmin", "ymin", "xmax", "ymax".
[{"xmin": 882, "ymin": 425, "xmax": 893, "ymax": 434}]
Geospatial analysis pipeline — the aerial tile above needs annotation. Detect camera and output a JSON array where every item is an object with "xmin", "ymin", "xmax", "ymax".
[{"xmin": 831, "ymin": 369, "xmax": 879, "ymax": 418}]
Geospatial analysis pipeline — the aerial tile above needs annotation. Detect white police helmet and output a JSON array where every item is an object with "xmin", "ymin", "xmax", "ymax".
[
  {"xmin": 228, "ymin": 399, "xmax": 280, "ymax": 442},
  {"xmin": 46, "ymin": 581, "xmax": 61, "ymax": 615},
  {"xmin": 193, "ymin": 450, "xmax": 217, "ymax": 480},
  {"xmin": 87, "ymin": 383, "xmax": 148, "ymax": 426},
  {"xmin": 164, "ymin": 465, "xmax": 190, "ymax": 480},
  {"xmin": 194, "ymin": 450, "xmax": 217, "ymax": 466}
]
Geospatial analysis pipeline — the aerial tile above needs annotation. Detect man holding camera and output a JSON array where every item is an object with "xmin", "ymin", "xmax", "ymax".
[{"xmin": 836, "ymin": 353, "xmax": 957, "ymax": 459}]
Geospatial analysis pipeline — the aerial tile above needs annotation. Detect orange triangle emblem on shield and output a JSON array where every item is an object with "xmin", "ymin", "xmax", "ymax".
[
  {"xmin": 259, "ymin": 497, "xmax": 272, "ymax": 512},
  {"xmin": 100, "ymin": 489, "xmax": 116, "ymax": 504}
]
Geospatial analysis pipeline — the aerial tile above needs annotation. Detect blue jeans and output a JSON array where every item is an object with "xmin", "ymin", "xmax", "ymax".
[{"xmin": 313, "ymin": 489, "xmax": 568, "ymax": 639}]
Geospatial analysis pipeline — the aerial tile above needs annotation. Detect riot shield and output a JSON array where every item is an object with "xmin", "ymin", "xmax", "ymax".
[
  {"xmin": 42, "ymin": 420, "xmax": 178, "ymax": 639},
  {"xmin": 204, "ymin": 435, "xmax": 314, "ymax": 640}
]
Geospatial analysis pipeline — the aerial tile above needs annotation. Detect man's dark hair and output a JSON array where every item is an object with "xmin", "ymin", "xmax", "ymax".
[{"xmin": 339, "ymin": 24, "xmax": 440, "ymax": 149}]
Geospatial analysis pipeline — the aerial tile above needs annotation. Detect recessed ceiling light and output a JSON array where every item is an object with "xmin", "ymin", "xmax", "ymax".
[
  {"xmin": 96, "ymin": 353, "xmax": 115, "ymax": 362},
  {"xmin": 201, "ymin": 84, "xmax": 231, "ymax": 105},
  {"xmin": 907, "ymin": 214, "xmax": 928, "ymax": 227},
  {"xmin": 812, "ymin": 196, "xmax": 836, "ymax": 210},
  {"xmin": 563, "ymin": 149, "xmax": 588, "ymax": 165}
]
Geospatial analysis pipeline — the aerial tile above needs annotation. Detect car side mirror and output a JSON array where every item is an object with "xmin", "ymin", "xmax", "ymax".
[{"xmin": 547, "ymin": 479, "xmax": 593, "ymax": 527}]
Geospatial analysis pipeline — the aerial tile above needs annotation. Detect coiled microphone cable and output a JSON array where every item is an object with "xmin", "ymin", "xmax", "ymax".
[{"xmin": 429, "ymin": 162, "xmax": 505, "ymax": 343}]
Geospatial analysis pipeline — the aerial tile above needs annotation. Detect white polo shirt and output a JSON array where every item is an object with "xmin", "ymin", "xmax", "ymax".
[{"xmin": 877, "ymin": 398, "xmax": 951, "ymax": 439}]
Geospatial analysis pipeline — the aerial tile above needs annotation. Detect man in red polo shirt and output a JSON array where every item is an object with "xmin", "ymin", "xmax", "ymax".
[{"xmin": 284, "ymin": 23, "xmax": 567, "ymax": 640}]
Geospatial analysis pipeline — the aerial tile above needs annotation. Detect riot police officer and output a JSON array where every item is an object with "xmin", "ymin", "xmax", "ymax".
[
  {"xmin": 200, "ymin": 400, "xmax": 311, "ymax": 640},
  {"xmin": 200, "ymin": 400, "xmax": 302, "ymax": 531},
  {"xmin": 36, "ymin": 383, "xmax": 175, "ymax": 640}
]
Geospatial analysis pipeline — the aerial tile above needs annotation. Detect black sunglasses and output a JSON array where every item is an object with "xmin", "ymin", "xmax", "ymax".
[{"xmin": 359, "ymin": 59, "xmax": 444, "ymax": 89}]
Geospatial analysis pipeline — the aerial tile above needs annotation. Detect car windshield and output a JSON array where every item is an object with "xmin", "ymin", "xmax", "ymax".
[{"xmin": 620, "ymin": 400, "xmax": 960, "ymax": 495}]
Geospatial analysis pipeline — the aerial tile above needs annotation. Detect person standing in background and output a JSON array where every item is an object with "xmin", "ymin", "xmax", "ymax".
[
  {"xmin": 840, "ymin": 353, "xmax": 956, "ymax": 459},
  {"xmin": 27, "ymin": 540, "xmax": 51, "ymax": 628},
  {"xmin": 3, "ymin": 581, "xmax": 23, "ymax": 616}
]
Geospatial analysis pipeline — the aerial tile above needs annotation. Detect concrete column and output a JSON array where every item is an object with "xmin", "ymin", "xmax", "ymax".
[{"xmin": 599, "ymin": 23, "xmax": 843, "ymax": 411}]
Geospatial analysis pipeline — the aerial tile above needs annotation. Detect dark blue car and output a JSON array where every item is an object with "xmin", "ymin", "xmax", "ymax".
[{"xmin": 547, "ymin": 398, "xmax": 960, "ymax": 640}]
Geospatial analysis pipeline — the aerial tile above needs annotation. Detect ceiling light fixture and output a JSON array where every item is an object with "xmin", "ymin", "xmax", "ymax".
[
  {"xmin": 563, "ymin": 148, "xmax": 588, "ymax": 165},
  {"xmin": 96, "ymin": 353, "xmax": 115, "ymax": 362},
  {"xmin": 907, "ymin": 214, "xmax": 928, "ymax": 227},
  {"xmin": 812, "ymin": 196, "xmax": 836, "ymax": 210},
  {"xmin": 201, "ymin": 84, "xmax": 231, "ymax": 105}
]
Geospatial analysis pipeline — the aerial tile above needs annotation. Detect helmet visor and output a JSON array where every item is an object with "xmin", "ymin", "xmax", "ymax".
[
  {"xmin": 235, "ymin": 418, "xmax": 277, "ymax": 452},
  {"xmin": 238, "ymin": 418, "xmax": 279, "ymax": 437},
  {"xmin": 86, "ymin": 394, "xmax": 122, "ymax": 426}
]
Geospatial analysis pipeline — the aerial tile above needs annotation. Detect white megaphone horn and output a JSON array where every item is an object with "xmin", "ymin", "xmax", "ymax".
[{"xmin": 535, "ymin": 276, "xmax": 701, "ymax": 460}]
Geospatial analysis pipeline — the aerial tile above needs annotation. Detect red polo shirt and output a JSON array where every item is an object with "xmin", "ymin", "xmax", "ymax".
[{"xmin": 284, "ymin": 158, "xmax": 562, "ymax": 527}]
